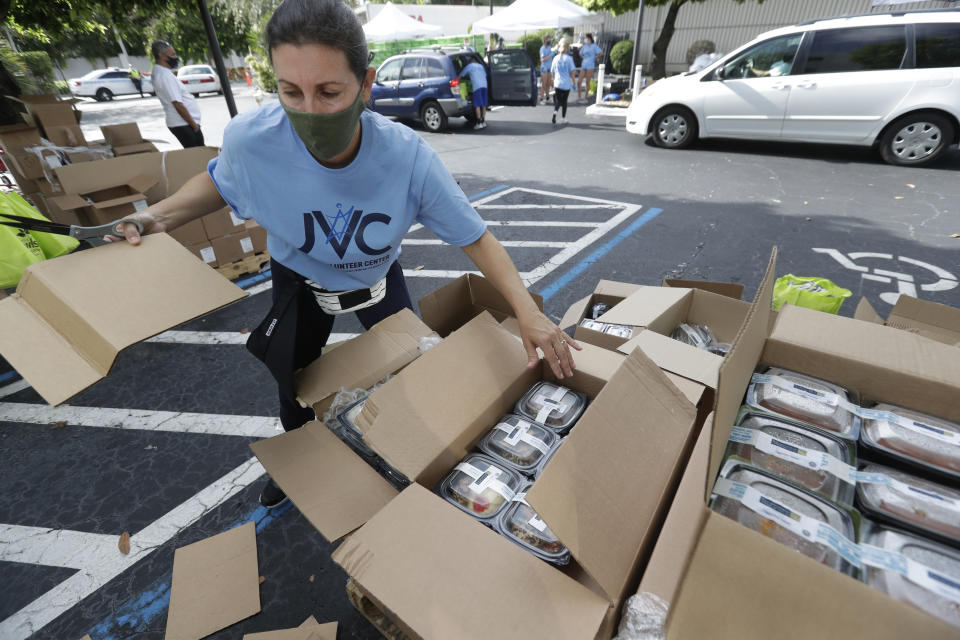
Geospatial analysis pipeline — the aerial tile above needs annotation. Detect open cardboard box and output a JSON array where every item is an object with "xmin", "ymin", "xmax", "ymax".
[
  {"xmin": 252, "ymin": 308, "xmax": 704, "ymax": 640},
  {"xmin": 642, "ymin": 248, "xmax": 960, "ymax": 639},
  {"xmin": 0, "ymin": 233, "xmax": 245, "ymax": 405},
  {"xmin": 559, "ymin": 280, "xmax": 643, "ymax": 351},
  {"xmin": 20, "ymin": 102, "xmax": 85, "ymax": 146},
  {"xmin": 418, "ymin": 272, "xmax": 544, "ymax": 337},
  {"xmin": 855, "ymin": 295, "xmax": 960, "ymax": 347},
  {"xmin": 100, "ymin": 122, "xmax": 159, "ymax": 156},
  {"xmin": 662, "ymin": 278, "xmax": 744, "ymax": 300},
  {"xmin": 51, "ymin": 175, "xmax": 157, "ymax": 226}
]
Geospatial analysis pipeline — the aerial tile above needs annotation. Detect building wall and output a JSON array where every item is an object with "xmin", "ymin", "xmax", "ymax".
[
  {"xmin": 56, "ymin": 53, "xmax": 247, "ymax": 83},
  {"xmin": 597, "ymin": 0, "xmax": 957, "ymax": 74}
]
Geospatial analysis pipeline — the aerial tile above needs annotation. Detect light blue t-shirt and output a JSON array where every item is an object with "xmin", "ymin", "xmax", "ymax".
[
  {"xmin": 580, "ymin": 42, "xmax": 601, "ymax": 70},
  {"xmin": 552, "ymin": 54, "xmax": 576, "ymax": 90},
  {"xmin": 539, "ymin": 45, "xmax": 554, "ymax": 73},
  {"xmin": 208, "ymin": 103, "xmax": 486, "ymax": 290},
  {"xmin": 460, "ymin": 62, "xmax": 487, "ymax": 90}
]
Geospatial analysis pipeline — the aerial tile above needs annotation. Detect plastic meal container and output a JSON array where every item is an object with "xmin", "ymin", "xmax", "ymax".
[
  {"xmin": 710, "ymin": 459, "xmax": 860, "ymax": 576},
  {"xmin": 671, "ymin": 323, "xmax": 717, "ymax": 350},
  {"xmin": 439, "ymin": 453, "xmax": 524, "ymax": 522},
  {"xmin": 496, "ymin": 484, "xmax": 571, "ymax": 565},
  {"xmin": 478, "ymin": 414, "xmax": 558, "ymax": 475},
  {"xmin": 729, "ymin": 407, "xmax": 856, "ymax": 505},
  {"xmin": 747, "ymin": 367, "xmax": 860, "ymax": 439},
  {"xmin": 601, "ymin": 323, "xmax": 633, "ymax": 339},
  {"xmin": 579, "ymin": 318, "xmax": 605, "ymax": 332},
  {"xmin": 336, "ymin": 397, "xmax": 379, "ymax": 462},
  {"xmin": 515, "ymin": 381, "xmax": 587, "ymax": 434},
  {"xmin": 860, "ymin": 403, "xmax": 960, "ymax": 481}
]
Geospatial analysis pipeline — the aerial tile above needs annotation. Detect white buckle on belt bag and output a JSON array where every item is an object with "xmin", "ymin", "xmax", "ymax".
[{"xmin": 305, "ymin": 277, "xmax": 387, "ymax": 315}]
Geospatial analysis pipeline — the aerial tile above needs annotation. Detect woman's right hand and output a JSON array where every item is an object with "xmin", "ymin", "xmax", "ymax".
[{"xmin": 108, "ymin": 211, "xmax": 167, "ymax": 246}]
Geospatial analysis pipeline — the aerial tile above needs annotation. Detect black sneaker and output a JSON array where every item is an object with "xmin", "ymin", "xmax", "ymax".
[
  {"xmin": 551, "ymin": 113, "xmax": 556, "ymax": 124},
  {"xmin": 259, "ymin": 477, "xmax": 288, "ymax": 508}
]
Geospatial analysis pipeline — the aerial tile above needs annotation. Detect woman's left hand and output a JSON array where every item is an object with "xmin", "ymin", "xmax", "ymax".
[{"xmin": 517, "ymin": 310, "xmax": 582, "ymax": 379}]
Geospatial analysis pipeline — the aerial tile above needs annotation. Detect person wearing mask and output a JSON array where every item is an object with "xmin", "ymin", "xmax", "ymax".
[
  {"xmin": 113, "ymin": 0, "xmax": 580, "ymax": 509},
  {"xmin": 460, "ymin": 59, "xmax": 489, "ymax": 130},
  {"xmin": 550, "ymin": 39, "xmax": 576, "ymax": 125},
  {"xmin": 538, "ymin": 36, "xmax": 554, "ymax": 105},
  {"xmin": 128, "ymin": 65, "xmax": 144, "ymax": 98},
  {"xmin": 150, "ymin": 40, "xmax": 204, "ymax": 148},
  {"xmin": 577, "ymin": 34, "xmax": 603, "ymax": 101}
]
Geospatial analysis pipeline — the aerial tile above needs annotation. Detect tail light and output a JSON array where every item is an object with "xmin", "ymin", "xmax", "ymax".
[
  {"xmin": 181, "ymin": 79, "xmax": 189, "ymax": 84},
  {"xmin": 449, "ymin": 77, "xmax": 459, "ymax": 90},
  {"xmin": 74, "ymin": 81, "xmax": 82, "ymax": 86},
  {"xmin": 200, "ymin": 77, "xmax": 214, "ymax": 83}
]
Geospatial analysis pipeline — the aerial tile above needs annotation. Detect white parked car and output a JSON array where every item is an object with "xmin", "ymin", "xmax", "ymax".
[
  {"xmin": 68, "ymin": 68, "xmax": 154, "ymax": 102},
  {"xmin": 626, "ymin": 9, "xmax": 960, "ymax": 166},
  {"xmin": 177, "ymin": 65, "xmax": 222, "ymax": 96}
]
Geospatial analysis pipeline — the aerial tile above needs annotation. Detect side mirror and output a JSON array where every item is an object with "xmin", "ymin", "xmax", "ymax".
[{"xmin": 714, "ymin": 67, "xmax": 726, "ymax": 81}]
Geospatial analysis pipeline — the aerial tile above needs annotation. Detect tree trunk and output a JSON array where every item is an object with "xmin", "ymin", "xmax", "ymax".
[{"xmin": 652, "ymin": 0, "xmax": 687, "ymax": 80}]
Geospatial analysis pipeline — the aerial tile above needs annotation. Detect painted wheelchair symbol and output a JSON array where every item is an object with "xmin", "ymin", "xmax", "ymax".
[{"xmin": 812, "ymin": 248, "xmax": 958, "ymax": 305}]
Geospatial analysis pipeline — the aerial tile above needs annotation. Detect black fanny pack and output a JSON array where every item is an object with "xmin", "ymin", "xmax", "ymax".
[{"xmin": 245, "ymin": 275, "xmax": 304, "ymax": 403}]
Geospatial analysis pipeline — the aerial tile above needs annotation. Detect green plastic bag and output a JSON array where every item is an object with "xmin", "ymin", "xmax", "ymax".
[
  {"xmin": 0, "ymin": 192, "xmax": 79, "ymax": 288},
  {"xmin": 460, "ymin": 76, "xmax": 472, "ymax": 101},
  {"xmin": 773, "ymin": 274, "xmax": 852, "ymax": 314}
]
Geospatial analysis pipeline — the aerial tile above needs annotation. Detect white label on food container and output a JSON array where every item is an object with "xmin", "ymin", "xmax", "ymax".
[
  {"xmin": 240, "ymin": 237, "xmax": 254, "ymax": 253},
  {"xmin": 861, "ymin": 544, "xmax": 960, "ymax": 605},
  {"xmin": 535, "ymin": 387, "xmax": 569, "ymax": 423},
  {"xmin": 133, "ymin": 199, "xmax": 148, "ymax": 212},
  {"xmin": 713, "ymin": 478, "xmax": 861, "ymax": 567},
  {"xmin": 730, "ymin": 427, "xmax": 855, "ymax": 483},
  {"xmin": 602, "ymin": 324, "xmax": 633, "ymax": 338},
  {"xmin": 752, "ymin": 373, "xmax": 842, "ymax": 408},
  {"xmin": 528, "ymin": 514, "xmax": 548, "ymax": 532},
  {"xmin": 579, "ymin": 319, "xmax": 604, "ymax": 331},
  {"xmin": 496, "ymin": 421, "xmax": 550, "ymax": 455},
  {"xmin": 200, "ymin": 247, "xmax": 216, "ymax": 263},
  {"xmin": 854, "ymin": 471, "xmax": 960, "ymax": 513},
  {"xmin": 454, "ymin": 462, "xmax": 515, "ymax": 501}
]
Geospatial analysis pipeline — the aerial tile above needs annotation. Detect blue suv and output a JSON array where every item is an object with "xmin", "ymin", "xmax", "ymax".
[{"xmin": 368, "ymin": 48, "xmax": 537, "ymax": 132}]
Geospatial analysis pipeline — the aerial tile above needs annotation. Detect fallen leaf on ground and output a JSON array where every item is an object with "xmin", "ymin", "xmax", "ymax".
[
  {"xmin": 951, "ymin": 234, "xmax": 960, "ymax": 238},
  {"xmin": 804, "ymin": 217, "xmax": 812, "ymax": 222},
  {"xmin": 259, "ymin": 575, "xmax": 266, "ymax": 584},
  {"xmin": 894, "ymin": 196, "xmax": 904, "ymax": 200},
  {"xmin": 118, "ymin": 531, "xmax": 131, "ymax": 555},
  {"xmin": 413, "ymin": 265, "xmax": 424, "ymax": 271},
  {"xmin": 906, "ymin": 184, "xmax": 916, "ymax": 189},
  {"xmin": 51, "ymin": 421, "xmax": 67, "ymax": 430},
  {"xmin": 240, "ymin": 328, "xmax": 249, "ymax": 334}
]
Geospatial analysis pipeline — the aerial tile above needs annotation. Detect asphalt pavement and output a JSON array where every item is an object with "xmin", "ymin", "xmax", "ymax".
[{"xmin": 1, "ymin": 83, "xmax": 959, "ymax": 639}]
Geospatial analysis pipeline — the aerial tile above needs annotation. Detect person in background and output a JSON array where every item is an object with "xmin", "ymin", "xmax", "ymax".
[
  {"xmin": 460, "ymin": 59, "xmax": 489, "ymax": 130},
  {"xmin": 550, "ymin": 39, "xmax": 576, "ymax": 125},
  {"xmin": 577, "ymin": 34, "xmax": 603, "ymax": 101},
  {"xmin": 538, "ymin": 35, "xmax": 554, "ymax": 105},
  {"xmin": 128, "ymin": 65, "xmax": 144, "ymax": 98},
  {"xmin": 150, "ymin": 40, "xmax": 204, "ymax": 148}
]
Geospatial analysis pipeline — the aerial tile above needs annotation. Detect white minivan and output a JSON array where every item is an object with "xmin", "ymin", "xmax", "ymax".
[{"xmin": 626, "ymin": 9, "xmax": 960, "ymax": 166}]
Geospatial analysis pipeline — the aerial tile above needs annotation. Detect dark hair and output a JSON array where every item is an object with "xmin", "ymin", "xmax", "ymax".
[
  {"xmin": 151, "ymin": 40, "xmax": 172, "ymax": 62},
  {"xmin": 265, "ymin": 0, "xmax": 369, "ymax": 83},
  {"xmin": 585, "ymin": 33, "xmax": 594, "ymax": 43}
]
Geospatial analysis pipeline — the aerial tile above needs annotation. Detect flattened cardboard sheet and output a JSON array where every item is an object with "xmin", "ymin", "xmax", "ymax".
[
  {"xmin": 165, "ymin": 521, "xmax": 260, "ymax": 640},
  {"xmin": 618, "ymin": 330, "xmax": 723, "ymax": 389},
  {"xmin": 528, "ymin": 347, "xmax": 698, "ymax": 602},
  {"xmin": 662, "ymin": 278, "xmax": 744, "ymax": 300},
  {"xmin": 856, "ymin": 295, "xmax": 960, "ymax": 346},
  {"xmin": 242, "ymin": 620, "xmax": 338, "ymax": 640},
  {"xmin": 250, "ymin": 422, "xmax": 397, "ymax": 541},
  {"xmin": 333, "ymin": 485, "xmax": 610, "ymax": 640}
]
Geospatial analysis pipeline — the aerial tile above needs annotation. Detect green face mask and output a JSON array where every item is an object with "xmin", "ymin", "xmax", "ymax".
[{"xmin": 283, "ymin": 87, "xmax": 366, "ymax": 162}]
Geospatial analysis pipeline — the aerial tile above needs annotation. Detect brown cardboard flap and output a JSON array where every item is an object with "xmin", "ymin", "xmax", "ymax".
[
  {"xmin": 50, "ymin": 194, "xmax": 88, "ymax": 212},
  {"xmin": 361, "ymin": 312, "xmax": 531, "ymax": 485},
  {"xmin": 662, "ymin": 278, "xmax": 744, "ymax": 300},
  {"xmin": 242, "ymin": 622, "xmax": 338, "ymax": 640},
  {"xmin": 165, "ymin": 521, "xmax": 260, "ymax": 640},
  {"xmin": 598, "ymin": 286, "xmax": 690, "ymax": 332},
  {"xmin": 417, "ymin": 273, "xmax": 542, "ymax": 337},
  {"xmin": 685, "ymin": 290, "xmax": 750, "ymax": 343},
  {"xmin": 887, "ymin": 294, "xmax": 960, "ymax": 346},
  {"xmin": 854, "ymin": 297, "xmax": 885, "ymax": 325},
  {"xmin": 560, "ymin": 293, "xmax": 594, "ymax": 331},
  {"xmin": 0, "ymin": 297, "xmax": 102, "ymax": 406},
  {"xmin": 250, "ymin": 422, "xmax": 397, "ymax": 542},
  {"xmin": 295, "ymin": 308, "xmax": 432, "ymax": 409},
  {"xmin": 667, "ymin": 512, "xmax": 955, "ymax": 639},
  {"xmin": 100, "ymin": 122, "xmax": 143, "ymax": 146},
  {"xmin": 333, "ymin": 484, "xmax": 610, "ymax": 640},
  {"xmin": 618, "ymin": 330, "xmax": 723, "ymax": 389},
  {"xmin": 528, "ymin": 348, "xmax": 698, "ymax": 603}
]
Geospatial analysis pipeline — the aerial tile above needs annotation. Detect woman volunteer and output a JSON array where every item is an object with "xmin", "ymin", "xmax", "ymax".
[{"xmin": 113, "ymin": 0, "xmax": 581, "ymax": 508}]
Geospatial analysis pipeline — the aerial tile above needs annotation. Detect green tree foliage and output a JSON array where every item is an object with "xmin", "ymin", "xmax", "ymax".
[
  {"xmin": 146, "ymin": 3, "xmax": 252, "ymax": 66},
  {"xmin": 0, "ymin": 40, "xmax": 36, "ymax": 93},
  {"xmin": 18, "ymin": 51, "xmax": 56, "ymax": 93},
  {"xmin": 576, "ymin": 0, "xmax": 764, "ymax": 79},
  {"xmin": 609, "ymin": 39, "xmax": 633, "ymax": 74}
]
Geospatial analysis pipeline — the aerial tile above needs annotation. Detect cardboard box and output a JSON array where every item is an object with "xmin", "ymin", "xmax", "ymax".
[
  {"xmin": 654, "ymin": 249, "xmax": 960, "ymax": 639},
  {"xmin": 100, "ymin": 122, "xmax": 159, "ymax": 156},
  {"xmin": 662, "ymin": 278, "xmax": 744, "ymax": 300},
  {"xmin": 202, "ymin": 208, "xmax": 246, "ymax": 240},
  {"xmin": 855, "ymin": 295, "xmax": 960, "ymax": 347},
  {"xmin": 0, "ymin": 233, "xmax": 245, "ymax": 405},
  {"xmin": 252, "ymin": 311, "xmax": 702, "ymax": 640},
  {"xmin": 184, "ymin": 241, "xmax": 219, "ymax": 267},
  {"xmin": 210, "ymin": 225, "xmax": 268, "ymax": 265},
  {"xmin": 418, "ymin": 272, "xmax": 544, "ymax": 337},
  {"xmin": 51, "ymin": 175, "xmax": 157, "ymax": 226},
  {"xmin": 169, "ymin": 218, "xmax": 208, "ymax": 246},
  {"xmin": 22, "ymin": 102, "xmax": 85, "ymax": 146},
  {"xmin": 556, "ymin": 280, "xmax": 641, "ymax": 351}
]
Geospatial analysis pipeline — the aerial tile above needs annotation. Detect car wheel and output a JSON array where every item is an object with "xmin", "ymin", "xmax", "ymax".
[
  {"xmin": 651, "ymin": 106, "xmax": 698, "ymax": 149},
  {"xmin": 95, "ymin": 88, "xmax": 114, "ymax": 102},
  {"xmin": 420, "ymin": 101, "xmax": 447, "ymax": 133},
  {"xmin": 879, "ymin": 112, "xmax": 954, "ymax": 167}
]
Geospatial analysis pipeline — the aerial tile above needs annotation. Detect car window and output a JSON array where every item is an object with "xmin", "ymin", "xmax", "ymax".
[
  {"xmin": 104, "ymin": 71, "xmax": 130, "ymax": 78},
  {"xmin": 720, "ymin": 34, "xmax": 803, "ymax": 79},
  {"xmin": 400, "ymin": 57, "xmax": 424, "ymax": 80},
  {"xmin": 800, "ymin": 26, "xmax": 907, "ymax": 74},
  {"xmin": 915, "ymin": 22, "xmax": 960, "ymax": 69},
  {"xmin": 377, "ymin": 59, "xmax": 403, "ymax": 83},
  {"xmin": 490, "ymin": 50, "xmax": 530, "ymax": 72},
  {"xmin": 426, "ymin": 58, "xmax": 445, "ymax": 78}
]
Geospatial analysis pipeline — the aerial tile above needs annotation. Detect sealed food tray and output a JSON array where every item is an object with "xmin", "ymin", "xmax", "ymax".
[
  {"xmin": 438, "ymin": 453, "xmax": 523, "ymax": 522},
  {"xmin": 710, "ymin": 460, "xmax": 860, "ymax": 576},
  {"xmin": 495, "ymin": 484, "xmax": 570, "ymax": 565},
  {"xmin": 860, "ymin": 403, "xmax": 960, "ymax": 482},
  {"xmin": 479, "ymin": 414, "xmax": 558, "ymax": 475},
  {"xmin": 515, "ymin": 381, "xmax": 587, "ymax": 434},
  {"xmin": 671, "ymin": 323, "xmax": 717, "ymax": 350},
  {"xmin": 534, "ymin": 436, "xmax": 564, "ymax": 479},
  {"xmin": 730, "ymin": 407, "xmax": 856, "ymax": 505},
  {"xmin": 862, "ymin": 526, "xmax": 960, "ymax": 630},
  {"xmin": 747, "ymin": 367, "xmax": 860, "ymax": 439},
  {"xmin": 336, "ymin": 397, "xmax": 379, "ymax": 461},
  {"xmin": 856, "ymin": 462, "xmax": 960, "ymax": 547}
]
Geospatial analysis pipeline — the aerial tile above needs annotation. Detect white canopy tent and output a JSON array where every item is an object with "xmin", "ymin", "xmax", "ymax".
[
  {"xmin": 471, "ymin": 0, "xmax": 602, "ymax": 36},
  {"xmin": 363, "ymin": 2, "xmax": 444, "ymax": 42}
]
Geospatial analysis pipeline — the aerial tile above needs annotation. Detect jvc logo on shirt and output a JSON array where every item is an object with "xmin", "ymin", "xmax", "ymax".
[{"xmin": 298, "ymin": 203, "xmax": 393, "ymax": 259}]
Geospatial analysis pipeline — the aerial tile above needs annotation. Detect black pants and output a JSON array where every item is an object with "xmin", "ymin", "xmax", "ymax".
[
  {"xmin": 271, "ymin": 258, "xmax": 414, "ymax": 432},
  {"xmin": 169, "ymin": 125, "xmax": 204, "ymax": 148},
  {"xmin": 132, "ymin": 78, "xmax": 143, "ymax": 97},
  {"xmin": 553, "ymin": 88, "xmax": 570, "ymax": 118}
]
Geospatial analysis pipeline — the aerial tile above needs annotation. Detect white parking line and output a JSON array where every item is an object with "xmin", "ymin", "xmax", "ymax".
[{"xmin": 402, "ymin": 239, "xmax": 569, "ymax": 248}]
